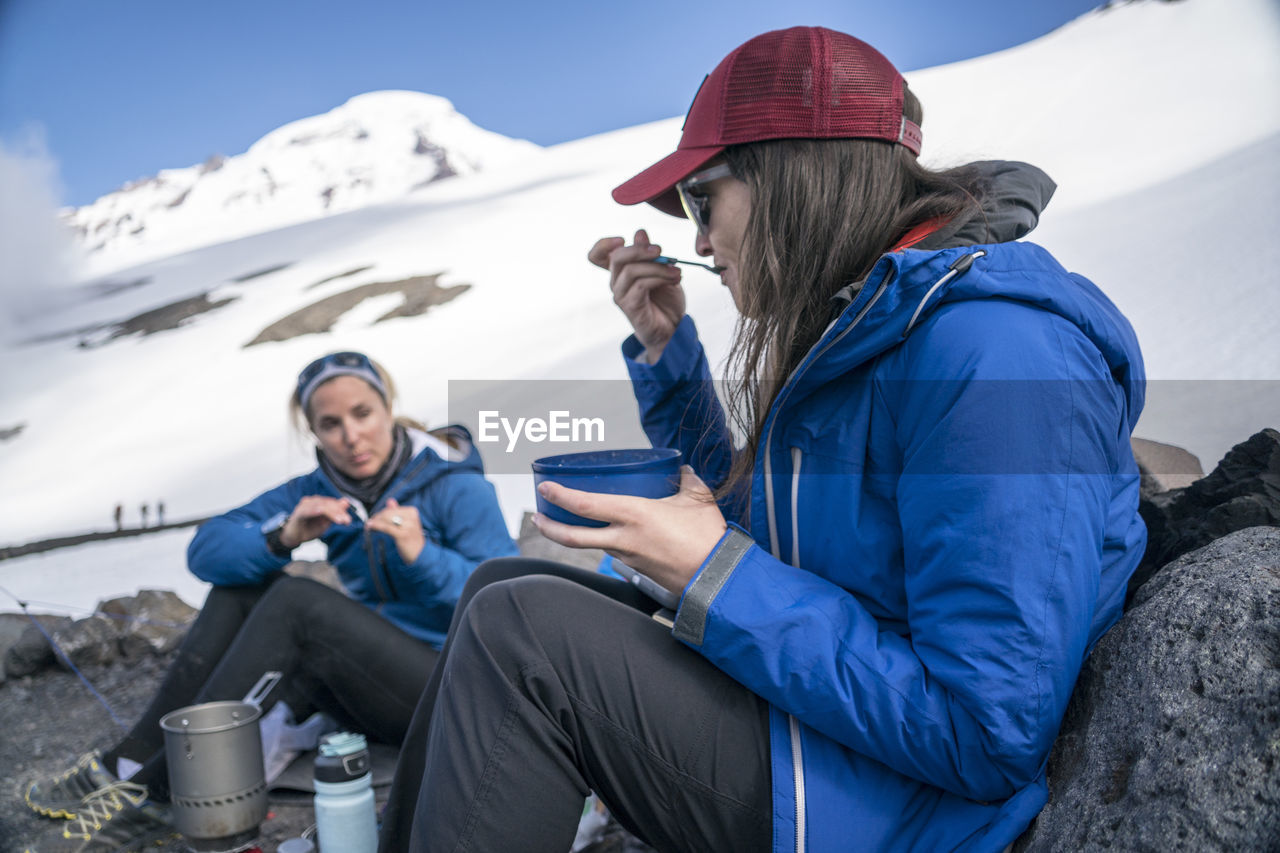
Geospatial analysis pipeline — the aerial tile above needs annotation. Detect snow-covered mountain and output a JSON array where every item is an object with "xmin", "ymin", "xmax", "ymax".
[
  {"xmin": 1, "ymin": 0, "xmax": 1277, "ymax": 616},
  {"xmin": 63, "ymin": 91, "xmax": 541, "ymax": 272}
]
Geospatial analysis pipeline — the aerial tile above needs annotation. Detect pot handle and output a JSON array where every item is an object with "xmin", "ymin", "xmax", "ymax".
[{"xmin": 243, "ymin": 670, "xmax": 283, "ymax": 709}]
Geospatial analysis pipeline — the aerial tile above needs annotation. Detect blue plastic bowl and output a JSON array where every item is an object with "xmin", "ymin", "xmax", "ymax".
[{"xmin": 532, "ymin": 448, "xmax": 682, "ymax": 527}]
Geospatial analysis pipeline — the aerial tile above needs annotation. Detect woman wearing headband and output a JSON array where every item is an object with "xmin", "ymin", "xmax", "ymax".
[
  {"xmin": 22, "ymin": 351, "xmax": 516, "ymax": 851},
  {"xmin": 380, "ymin": 27, "xmax": 1145, "ymax": 852}
]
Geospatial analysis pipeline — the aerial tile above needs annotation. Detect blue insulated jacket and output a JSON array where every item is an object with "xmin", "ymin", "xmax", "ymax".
[
  {"xmin": 187, "ymin": 426, "xmax": 517, "ymax": 647},
  {"xmin": 623, "ymin": 166, "xmax": 1146, "ymax": 852}
]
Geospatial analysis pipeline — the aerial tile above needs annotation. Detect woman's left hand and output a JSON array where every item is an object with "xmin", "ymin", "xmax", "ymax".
[
  {"xmin": 367, "ymin": 498, "xmax": 426, "ymax": 564},
  {"xmin": 532, "ymin": 466, "xmax": 728, "ymax": 597}
]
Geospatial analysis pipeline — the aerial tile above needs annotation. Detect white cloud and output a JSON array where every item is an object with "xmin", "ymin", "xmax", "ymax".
[{"xmin": 0, "ymin": 128, "xmax": 85, "ymax": 346}]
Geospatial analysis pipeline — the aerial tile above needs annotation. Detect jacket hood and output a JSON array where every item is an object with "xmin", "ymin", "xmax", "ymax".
[
  {"xmin": 401, "ymin": 424, "xmax": 487, "ymax": 483},
  {"xmin": 831, "ymin": 160, "xmax": 1055, "ymax": 311},
  {"xmin": 803, "ymin": 163, "xmax": 1144, "ymax": 432},
  {"xmin": 917, "ymin": 160, "xmax": 1057, "ymax": 250}
]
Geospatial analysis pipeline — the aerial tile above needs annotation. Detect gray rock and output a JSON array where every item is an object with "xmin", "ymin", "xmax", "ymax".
[
  {"xmin": 51, "ymin": 613, "xmax": 122, "ymax": 669},
  {"xmin": 1132, "ymin": 436, "xmax": 1204, "ymax": 498},
  {"xmin": 98, "ymin": 588, "xmax": 197, "ymax": 657},
  {"xmin": 3, "ymin": 615, "xmax": 73, "ymax": 678},
  {"xmin": 0, "ymin": 613, "xmax": 33, "ymax": 682},
  {"xmin": 283, "ymin": 559, "xmax": 343, "ymax": 590},
  {"xmin": 1017, "ymin": 527, "xmax": 1280, "ymax": 852},
  {"xmin": 1133, "ymin": 428, "xmax": 1280, "ymax": 603}
]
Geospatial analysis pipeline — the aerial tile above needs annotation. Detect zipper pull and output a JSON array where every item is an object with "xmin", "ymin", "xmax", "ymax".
[{"xmin": 902, "ymin": 250, "xmax": 987, "ymax": 339}]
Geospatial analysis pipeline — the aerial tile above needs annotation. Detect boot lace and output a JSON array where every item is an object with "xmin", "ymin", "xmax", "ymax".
[
  {"xmin": 54, "ymin": 751, "xmax": 99, "ymax": 784},
  {"xmin": 61, "ymin": 781, "xmax": 148, "ymax": 839}
]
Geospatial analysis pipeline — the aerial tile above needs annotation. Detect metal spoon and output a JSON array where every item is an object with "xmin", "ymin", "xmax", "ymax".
[{"xmin": 654, "ymin": 255, "xmax": 725, "ymax": 274}]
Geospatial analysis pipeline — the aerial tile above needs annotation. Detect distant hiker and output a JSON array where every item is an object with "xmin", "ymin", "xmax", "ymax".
[
  {"xmin": 156, "ymin": 501, "xmax": 166, "ymax": 526},
  {"xmin": 380, "ymin": 26, "xmax": 1147, "ymax": 853},
  {"xmin": 20, "ymin": 351, "xmax": 516, "ymax": 850},
  {"xmin": 139, "ymin": 502, "xmax": 149, "ymax": 528},
  {"xmin": 113, "ymin": 503, "xmax": 123, "ymax": 531}
]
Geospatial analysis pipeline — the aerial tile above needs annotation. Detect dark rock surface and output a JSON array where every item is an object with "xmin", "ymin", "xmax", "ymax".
[
  {"xmin": 3, "ymin": 590, "xmax": 196, "ymax": 682},
  {"xmin": 1017, "ymin": 527, "xmax": 1280, "ymax": 851},
  {"xmin": 1134, "ymin": 428, "xmax": 1280, "ymax": 601},
  {"xmin": 2, "ymin": 614, "xmax": 74, "ymax": 680},
  {"xmin": 245, "ymin": 273, "xmax": 469, "ymax": 347},
  {"xmin": 99, "ymin": 588, "xmax": 199, "ymax": 658}
]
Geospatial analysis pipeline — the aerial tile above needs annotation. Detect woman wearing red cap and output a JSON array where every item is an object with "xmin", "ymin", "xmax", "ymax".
[{"xmin": 380, "ymin": 27, "xmax": 1145, "ymax": 853}]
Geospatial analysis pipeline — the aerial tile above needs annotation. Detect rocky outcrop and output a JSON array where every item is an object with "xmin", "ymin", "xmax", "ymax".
[
  {"xmin": 1017, "ymin": 527, "xmax": 1280, "ymax": 851},
  {"xmin": 0, "ymin": 614, "xmax": 72, "ymax": 682},
  {"xmin": 1131, "ymin": 436, "xmax": 1204, "ymax": 498},
  {"xmin": 2, "ymin": 589, "xmax": 196, "ymax": 681},
  {"xmin": 1134, "ymin": 428, "xmax": 1280, "ymax": 601},
  {"xmin": 244, "ymin": 273, "xmax": 469, "ymax": 347},
  {"xmin": 98, "ymin": 588, "xmax": 200, "ymax": 658}
]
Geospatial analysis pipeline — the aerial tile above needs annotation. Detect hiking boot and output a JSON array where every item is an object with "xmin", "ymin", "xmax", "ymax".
[
  {"xmin": 24, "ymin": 751, "xmax": 118, "ymax": 820},
  {"xmin": 21, "ymin": 781, "xmax": 175, "ymax": 852}
]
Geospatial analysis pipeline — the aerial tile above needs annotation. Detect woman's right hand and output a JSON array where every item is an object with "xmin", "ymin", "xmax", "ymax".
[
  {"xmin": 589, "ymin": 229, "xmax": 685, "ymax": 363},
  {"xmin": 279, "ymin": 496, "xmax": 352, "ymax": 549}
]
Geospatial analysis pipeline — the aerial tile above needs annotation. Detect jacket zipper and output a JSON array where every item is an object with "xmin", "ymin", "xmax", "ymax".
[
  {"xmin": 762, "ymin": 253, "xmax": 985, "ymax": 852},
  {"xmin": 790, "ymin": 447, "xmax": 804, "ymax": 853},
  {"xmin": 790, "ymin": 448, "xmax": 802, "ymax": 569},
  {"xmin": 902, "ymin": 250, "xmax": 986, "ymax": 338},
  {"xmin": 763, "ymin": 269, "xmax": 892, "ymax": 853},
  {"xmin": 790, "ymin": 713, "xmax": 806, "ymax": 853},
  {"xmin": 369, "ymin": 453, "xmax": 438, "ymax": 604},
  {"xmin": 363, "ymin": 527, "xmax": 390, "ymax": 602},
  {"xmin": 341, "ymin": 500, "xmax": 390, "ymax": 603}
]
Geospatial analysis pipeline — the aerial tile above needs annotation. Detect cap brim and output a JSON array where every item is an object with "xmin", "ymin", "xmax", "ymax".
[{"xmin": 611, "ymin": 146, "xmax": 725, "ymax": 218}]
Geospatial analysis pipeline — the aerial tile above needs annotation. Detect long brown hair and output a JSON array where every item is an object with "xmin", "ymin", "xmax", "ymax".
[{"xmin": 716, "ymin": 87, "xmax": 989, "ymax": 503}]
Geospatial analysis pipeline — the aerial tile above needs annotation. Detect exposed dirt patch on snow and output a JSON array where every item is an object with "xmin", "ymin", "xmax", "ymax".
[{"xmin": 245, "ymin": 273, "xmax": 468, "ymax": 346}]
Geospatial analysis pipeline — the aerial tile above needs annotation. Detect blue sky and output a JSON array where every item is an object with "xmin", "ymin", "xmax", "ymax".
[{"xmin": 0, "ymin": 0, "xmax": 1105, "ymax": 207}]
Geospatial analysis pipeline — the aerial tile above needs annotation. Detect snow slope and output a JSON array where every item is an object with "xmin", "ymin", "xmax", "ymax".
[{"xmin": 1, "ymin": 0, "xmax": 1277, "ymax": 615}]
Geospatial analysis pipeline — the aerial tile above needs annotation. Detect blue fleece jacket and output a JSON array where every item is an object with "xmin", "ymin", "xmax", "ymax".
[
  {"xmin": 624, "ymin": 164, "xmax": 1146, "ymax": 852},
  {"xmin": 187, "ymin": 426, "xmax": 517, "ymax": 647}
]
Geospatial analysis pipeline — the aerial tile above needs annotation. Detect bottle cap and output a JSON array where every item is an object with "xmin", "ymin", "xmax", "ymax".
[
  {"xmin": 319, "ymin": 731, "xmax": 367, "ymax": 757},
  {"xmin": 315, "ymin": 731, "xmax": 370, "ymax": 783}
]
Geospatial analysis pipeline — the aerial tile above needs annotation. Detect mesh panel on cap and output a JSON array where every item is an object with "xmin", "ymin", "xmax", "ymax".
[
  {"xmin": 720, "ymin": 29, "xmax": 902, "ymax": 144},
  {"xmin": 828, "ymin": 37, "xmax": 901, "ymax": 138}
]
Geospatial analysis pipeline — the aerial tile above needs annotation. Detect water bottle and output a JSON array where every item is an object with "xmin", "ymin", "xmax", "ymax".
[{"xmin": 313, "ymin": 731, "xmax": 377, "ymax": 853}]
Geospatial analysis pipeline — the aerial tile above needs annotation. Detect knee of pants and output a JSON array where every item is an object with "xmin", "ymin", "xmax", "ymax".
[
  {"xmin": 463, "ymin": 558, "xmax": 526, "ymax": 595},
  {"xmin": 458, "ymin": 575, "xmax": 586, "ymax": 672},
  {"xmin": 463, "ymin": 556, "xmax": 558, "ymax": 599},
  {"xmin": 252, "ymin": 574, "xmax": 341, "ymax": 625}
]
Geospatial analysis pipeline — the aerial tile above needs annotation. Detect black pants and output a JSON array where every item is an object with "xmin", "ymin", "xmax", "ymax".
[
  {"xmin": 378, "ymin": 558, "xmax": 772, "ymax": 853},
  {"xmin": 107, "ymin": 574, "xmax": 439, "ymax": 801}
]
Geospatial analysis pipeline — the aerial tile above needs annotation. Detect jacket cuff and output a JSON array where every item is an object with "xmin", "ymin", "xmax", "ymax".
[
  {"xmin": 622, "ymin": 315, "xmax": 702, "ymax": 389},
  {"xmin": 673, "ymin": 524, "xmax": 755, "ymax": 646}
]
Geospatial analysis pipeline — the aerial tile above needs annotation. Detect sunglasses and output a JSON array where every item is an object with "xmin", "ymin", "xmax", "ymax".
[{"xmin": 676, "ymin": 163, "xmax": 733, "ymax": 236}]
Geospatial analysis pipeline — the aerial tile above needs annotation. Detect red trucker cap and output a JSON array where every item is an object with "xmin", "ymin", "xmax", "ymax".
[{"xmin": 612, "ymin": 26, "xmax": 923, "ymax": 218}]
